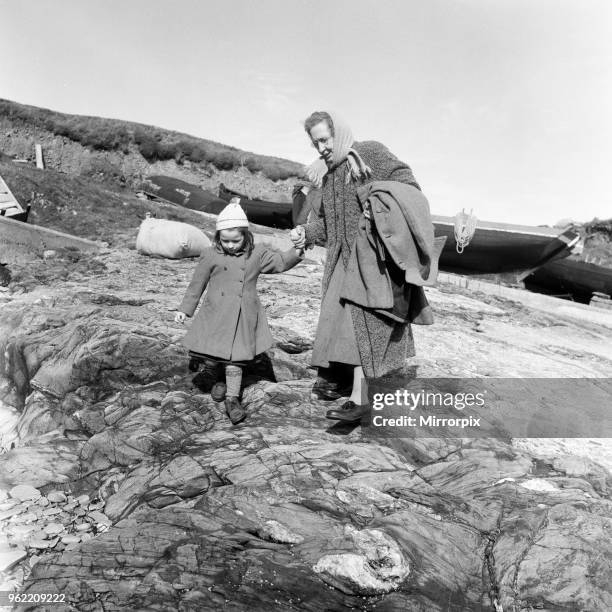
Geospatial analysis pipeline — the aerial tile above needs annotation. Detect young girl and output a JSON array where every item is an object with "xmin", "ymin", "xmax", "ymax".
[{"xmin": 175, "ymin": 199, "xmax": 303, "ymax": 424}]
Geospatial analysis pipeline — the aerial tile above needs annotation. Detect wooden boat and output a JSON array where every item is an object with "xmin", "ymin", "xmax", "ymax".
[
  {"xmin": 293, "ymin": 184, "xmax": 580, "ymax": 274},
  {"xmin": 218, "ymin": 184, "xmax": 293, "ymax": 229},
  {"xmin": 430, "ymin": 215, "xmax": 580, "ymax": 274},
  {"xmin": 524, "ymin": 257, "xmax": 612, "ymax": 302},
  {"xmin": 144, "ymin": 175, "xmax": 227, "ymax": 215}
]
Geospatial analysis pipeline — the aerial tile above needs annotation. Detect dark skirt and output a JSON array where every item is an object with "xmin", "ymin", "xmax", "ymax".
[
  {"xmin": 311, "ymin": 260, "xmax": 361, "ymax": 368},
  {"xmin": 188, "ymin": 350, "xmax": 250, "ymax": 368}
]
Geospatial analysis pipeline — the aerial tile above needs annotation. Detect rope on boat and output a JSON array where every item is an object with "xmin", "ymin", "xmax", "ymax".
[{"xmin": 454, "ymin": 208, "xmax": 477, "ymax": 254}]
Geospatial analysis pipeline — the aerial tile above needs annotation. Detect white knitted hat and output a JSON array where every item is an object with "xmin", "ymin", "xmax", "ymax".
[{"xmin": 216, "ymin": 200, "xmax": 249, "ymax": 230}]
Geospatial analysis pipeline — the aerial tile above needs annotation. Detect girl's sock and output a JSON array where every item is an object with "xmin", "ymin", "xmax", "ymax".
[{"xmin": 225, "ymin": 364, "xmax": 243, "ymax": 398}]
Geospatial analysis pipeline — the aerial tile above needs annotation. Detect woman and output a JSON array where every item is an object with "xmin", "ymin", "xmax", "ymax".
[{"xmin": 291, "ymin": 111, "xmax": 424, "ymax": 423}]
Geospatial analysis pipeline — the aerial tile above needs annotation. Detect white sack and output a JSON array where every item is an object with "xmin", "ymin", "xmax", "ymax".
[{"xmin": 136, "ymin": 215, "xmax": 211, "ymax": 259}]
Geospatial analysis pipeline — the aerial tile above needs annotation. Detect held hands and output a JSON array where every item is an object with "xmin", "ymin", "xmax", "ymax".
[
  {"xmin": 290, "ymin": 226, "xmax": 306, "ymax": 250},
  {"xmin": 174, "ymin": 311, "xmax": 187, "ymax": 324}
]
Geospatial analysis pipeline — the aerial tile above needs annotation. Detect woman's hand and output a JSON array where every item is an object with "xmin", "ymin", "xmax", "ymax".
[
  {"xmin": 174, "ymin": 311, "xmax": 187, "ymax": 324},
  {"xmin": 290, "ymin": 226, "xmax": 306, "ymax": 250}
]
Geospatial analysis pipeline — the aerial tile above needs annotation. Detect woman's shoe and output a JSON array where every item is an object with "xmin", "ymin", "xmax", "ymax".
[
  {"xmin": 325, "ymin": 401, "xmax": 369, "ymax": 424},
  {"xmin": 225, "ymin": 397, "xmax": 246, "ymax": 425},
  {"xmin": 211, "ymin": 382, "xmax": 227, "ymax": 402},
  {"xmin": 312, "ymin": 378, "xmax": 351, "ymax": 401}
]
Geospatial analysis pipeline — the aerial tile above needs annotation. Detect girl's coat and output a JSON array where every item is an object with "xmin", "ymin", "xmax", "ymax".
[{"xmin": 179, "ymin": 243, "xmax": 302, "ymax": 361}]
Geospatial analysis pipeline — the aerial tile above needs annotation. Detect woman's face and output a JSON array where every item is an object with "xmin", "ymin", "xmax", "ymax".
[
  {"xmin": 219, "ymin": 228, "xmax": 245, "ymax": 254},
  {"xmin": 309, "ymin": 121, "xmax": 334, "ymax": 167}
]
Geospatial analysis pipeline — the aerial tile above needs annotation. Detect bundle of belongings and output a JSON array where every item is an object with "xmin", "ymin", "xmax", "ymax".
[
  {"xmin": 340, "ymin": 181, "xmax": 446, "ymax": 325},
  {"xmin": 136, "ymin": 214, "xmax": 211, "ymax": 259}
]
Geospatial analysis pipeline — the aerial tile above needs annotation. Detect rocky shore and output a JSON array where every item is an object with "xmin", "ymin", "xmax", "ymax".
[{"xmin": 1, "ymin": 239, "xmax": 611, "ymax": 611}]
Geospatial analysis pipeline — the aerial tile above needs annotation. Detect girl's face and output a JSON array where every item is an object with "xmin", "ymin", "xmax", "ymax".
[{"xmin": 219, "ymin": 228, "xmax": 245, "ymax": 254}]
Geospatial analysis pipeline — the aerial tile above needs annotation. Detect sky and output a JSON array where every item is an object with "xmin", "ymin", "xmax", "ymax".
[{"xmin": 1, "ymin": 0, "xmax": 610, "ymax": 225}]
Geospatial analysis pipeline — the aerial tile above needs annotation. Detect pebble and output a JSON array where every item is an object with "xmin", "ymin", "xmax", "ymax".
[
  {"xmin": 36, "ymin": 496, "xmax": 50, "ymax": 507},
  {"xmin": 88, "ymin": 510, "xmax": 111, "ymax": 525},
  {"xmin": 9, "ymin": 485, "xmax": 41, "ymax": 502},
  {"xmin": 13, "ymin": 512, "xmax": 37, "ymax": 524},
  {"xmin": 7, "ymin": 524, "xmax": 36, "ymax": 539},
  {"xmin": 29, "ymin": 536, "xmax": 59, "ymax": 550},
  {"xmin": 76, "ymin": 494, "xmax": 90, "ymax": 506},
  {"xmin": 88, "ymin": 501, "xmax": 105, "ymax": 511},
  {"xmin": 0, "ymin": 506, "xmax": 23, "ymax": 521},
  {"xmin": 29, "ymin": 555, "xmax": 41, "ymax": 569},
  {"xmin": 75, "ymin": 508, "xmax": 86, "ymax": 517},
  {"xmin": 61, "ymin": 535, "xmax": 81, "ymax": 545},
  {"xmin": 80, "ymin": 532, "xmax": 93, "ymax": 542},
  {"xmin": 63, "ymin": 501, "xmax": 78, "ymax": 511},
  {"xmin": 43, "ymin": 249, "xmax": 58, "ymax": 259},
  {"xmin": 44, "ymin": 522, "xmax": 65, "ymax": 536},
  {"xmin": 0, "ymin": 499, "xmax": 20, "ymax": 510},
  {"xmin": 0, "ymin": 489, "xmax": 8, "ymax": 503},
  {"xmin": 75, "ymin": 523, "xmax": 92, "ymax": 532},
  {"xmin": 42, "ymin": 507, "xmax": 63, "ymax": 517},
  {"xmin": 47, "ymin": 491, "xmax": 67, "ymax": 503}
]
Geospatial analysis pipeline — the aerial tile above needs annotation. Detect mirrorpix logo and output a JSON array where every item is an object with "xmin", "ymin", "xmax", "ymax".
[{"xmin": 370, "ymin": 387, "xmax": 487, "ymax": 429}]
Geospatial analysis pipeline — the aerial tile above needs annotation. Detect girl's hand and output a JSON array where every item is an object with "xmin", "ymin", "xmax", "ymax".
[
  {"xmin": 290, "ymin": 226, "xmax": 306, "ymax": 250},
  {"xmin": 174, "ymin": 311, "xmax": 187, "ymax": 324}
]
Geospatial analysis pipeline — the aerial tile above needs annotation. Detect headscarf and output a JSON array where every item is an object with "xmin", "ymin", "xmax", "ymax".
[{"xmin": 305, "ymin": 111, "xmax": 372, "ymax": 188}]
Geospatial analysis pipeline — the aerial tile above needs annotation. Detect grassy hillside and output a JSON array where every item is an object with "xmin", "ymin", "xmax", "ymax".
[
  {"xmin": 0, "ymin": 98, "xmax": 304, "ymax": 182},
  {"xmin": 0, "ymin": 161, "xmax": 215, "ymax": 247}
]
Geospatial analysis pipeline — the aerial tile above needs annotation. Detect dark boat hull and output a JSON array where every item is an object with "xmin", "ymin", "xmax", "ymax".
[
  {"xmin": 525, "ymin": 258, "xmax": 612, "ymax": 302},
  {"xmin": 218, "ymin": 184, "xmax": 293, "ymax": 230},
  {"xmin": 145, "ymin": 176, "xmax": 228, "ymax": 215},
  {"xmin": 431, "ymin": 216, "xmax": 579, "ymax": 274}
]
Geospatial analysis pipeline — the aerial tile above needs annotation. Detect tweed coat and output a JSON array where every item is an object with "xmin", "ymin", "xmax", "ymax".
[
  {"xmin": 303, "ymin": 141, "xmax": 422, "ymax": 377},
  {"xmin": 178, "ymin": 243, "xmax": 302, "ymax": 361}
]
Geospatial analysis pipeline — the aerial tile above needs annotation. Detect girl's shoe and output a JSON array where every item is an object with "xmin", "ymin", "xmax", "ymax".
[
  {"xmin": 211, "ymin": 382, "xmax": 227, "ymax": 402},
  {"xmin": 225, "ymin": 397, "xmax": 246, "ymax": 425}
]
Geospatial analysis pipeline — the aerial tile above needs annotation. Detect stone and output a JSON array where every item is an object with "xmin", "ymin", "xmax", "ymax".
[
  {"xmin": 76, "ymin": 494, "xmax": 90, "ymax": 506},
  {"xmin": 44, "ymin": 522, "xmax": 65, "ymax": 536},
  {"xmin": 313, "ymin": 527, "xmax": 410, "ymax": 596},
  {"xmin": 88, "ymin": 510, "xmax": 111, "ymax": 526},
  {"xmin": 28, "ymin": 537, "xmax": 59, "ymax": 550},
  {"xmin": 61, "ymin": 535, "xmax": 81, "ymax": 545},
  {"xmin": 75, "ymin": 523, "xmax": 92, "ymax": 532},
  {"xmin": 61, "ymin": 534, "xmax": 81, "ymax": 544},
  {"xmin": 46, "ymin": 490, "xmax": 67, "ymax": 503},
  {"xmin": 42, "ymin": 507, "xmax": 62, "ymax": 517},
  {"xmin": 9, "ymin": 484, "xmax": 41, "ymax": 502},
  {"xmin": 257, "ymin": 520, "xmax": 304, "ymax": 545}
]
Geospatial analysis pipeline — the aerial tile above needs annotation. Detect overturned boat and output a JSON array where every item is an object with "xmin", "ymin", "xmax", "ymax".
[
  {"xmin": 524, "ymin": 257, "xmax": 612, "ymax": 303},
  {"xmin": 143, "ymin": 175, "xmax": 227, "ymax": 215},
  {"xmin": 218, "ymin": 184, "xmax": 293, "ymax": 230},
  {"xmin": 431, "ymin": 215, "xmax": 580, "ymax": 275}
]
